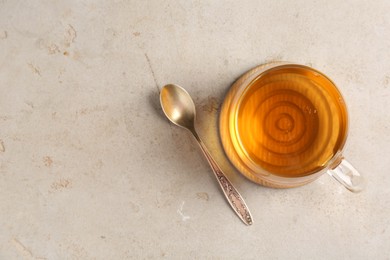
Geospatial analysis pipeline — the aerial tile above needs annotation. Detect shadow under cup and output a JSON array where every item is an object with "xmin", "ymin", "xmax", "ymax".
[{"xmin": 219, "ymin": 63, "xmax": 353, "ymax": 189}]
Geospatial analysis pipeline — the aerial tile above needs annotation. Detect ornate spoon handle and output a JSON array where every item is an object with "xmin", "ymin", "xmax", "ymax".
[{"xmin": 191, "ymin": 129, "xmax": 253, "ymax": 225}]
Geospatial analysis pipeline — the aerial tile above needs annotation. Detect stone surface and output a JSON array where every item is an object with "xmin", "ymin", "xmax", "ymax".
[{"xmin": 0, "ymin": 0, "xmax": 389, "ymax": 259}]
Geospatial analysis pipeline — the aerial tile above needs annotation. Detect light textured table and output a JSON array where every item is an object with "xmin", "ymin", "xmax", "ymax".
[{"xmin": 1, "ymin": 1, "xmax": 389, "ymax": 259}]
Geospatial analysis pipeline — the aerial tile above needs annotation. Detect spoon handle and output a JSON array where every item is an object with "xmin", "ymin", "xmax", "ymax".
[{"xmin": 191, "ymin": 130, "xmax": 253, "ymax": 225}]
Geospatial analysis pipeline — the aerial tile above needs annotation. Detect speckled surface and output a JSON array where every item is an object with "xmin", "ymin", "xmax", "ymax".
[{"xmin": 0, "ymin": 0, "xmax": 389, "ymax": 259}]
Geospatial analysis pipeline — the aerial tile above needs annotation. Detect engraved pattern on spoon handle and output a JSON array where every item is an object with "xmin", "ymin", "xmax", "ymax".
[{"xmin": 191, "ymin": 130, "xmax": 253, "ymax": 225}]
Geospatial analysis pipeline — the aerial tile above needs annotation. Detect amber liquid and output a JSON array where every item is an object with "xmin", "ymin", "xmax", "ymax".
[{"xmin": 236, "ymin": 66, "xmax": 348, "ymax": 177}]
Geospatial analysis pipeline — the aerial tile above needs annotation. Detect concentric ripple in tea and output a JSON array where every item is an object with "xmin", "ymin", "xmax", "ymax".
[{"xmin": 236, "ymin": 66, "xmax": 348, "ymax": 177}]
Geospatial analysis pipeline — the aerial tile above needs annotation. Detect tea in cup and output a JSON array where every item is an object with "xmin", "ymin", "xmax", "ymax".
[{"xmin": 219, "ymin": 63, "xmax": 363, "ymax": 191}]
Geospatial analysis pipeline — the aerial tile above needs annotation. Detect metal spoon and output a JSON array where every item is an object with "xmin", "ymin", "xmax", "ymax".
[{"xmin": 160, "ymin": 84, "xmax": 253, "ymax": 225}]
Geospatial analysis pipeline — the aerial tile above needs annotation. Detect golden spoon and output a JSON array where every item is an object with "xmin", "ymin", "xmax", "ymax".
[{"xmin": 160, "ymin": 84, "xmax": 253, "ymax": 225}]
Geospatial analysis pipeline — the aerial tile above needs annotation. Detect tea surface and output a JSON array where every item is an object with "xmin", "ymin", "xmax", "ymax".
[{"xmin": 236, "ymin": 66, "xmax": 347, "ymax": 177}]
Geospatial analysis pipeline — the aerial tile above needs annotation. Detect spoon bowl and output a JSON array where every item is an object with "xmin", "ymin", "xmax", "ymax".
[{"xmin": 160, "ymin": 84, "xmax": 196, "ymax": 130}]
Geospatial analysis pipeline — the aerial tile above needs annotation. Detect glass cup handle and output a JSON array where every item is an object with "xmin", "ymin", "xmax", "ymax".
[{"xmin": 327, "ymin": 158, "xmax": 365, "ymax": 193}]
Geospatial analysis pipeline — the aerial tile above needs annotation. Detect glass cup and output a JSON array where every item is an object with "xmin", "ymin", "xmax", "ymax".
[{"xmin": 219, "ymin": 62, "xmax": 364, "ymax": 192}]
